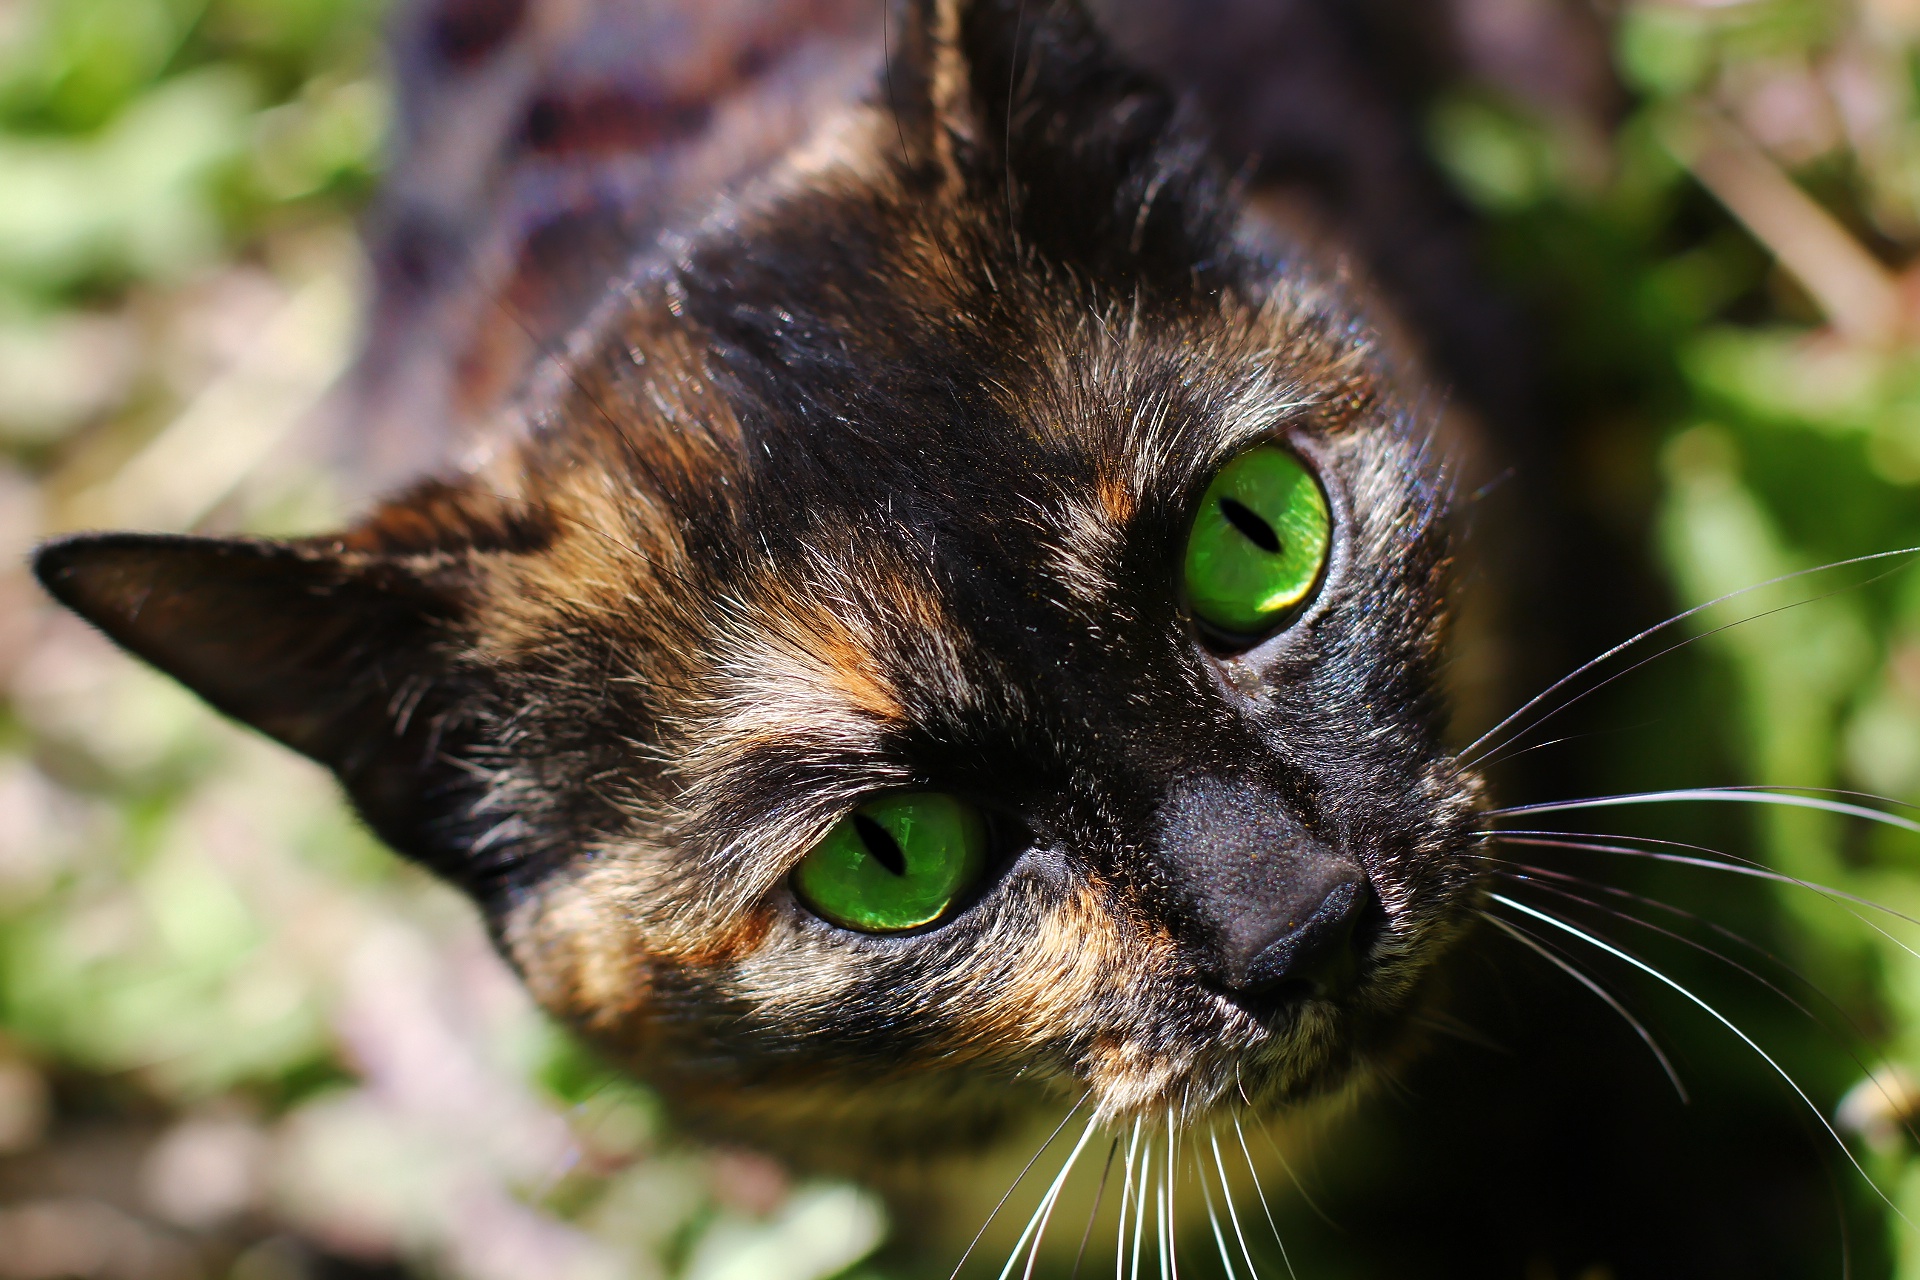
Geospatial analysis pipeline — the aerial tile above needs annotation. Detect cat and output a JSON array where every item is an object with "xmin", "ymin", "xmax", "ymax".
[{"xmin": 26, "ymin": 0, "xmax": 1863, "ymax": 1272}]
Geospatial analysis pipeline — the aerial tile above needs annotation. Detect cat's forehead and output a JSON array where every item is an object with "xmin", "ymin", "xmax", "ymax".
[
  {"xmin": 728, "ymin": 277, "xmax": 1432, "ymax": 618},
  {"xmin": 507, "ymin": 177, "xmax": 1448, "ymax": 664},
  {"xmin": 490, "ymin": 273, "xmax": 1448, "ymax": 854},
  {"xmin": 666, "ymin": 214, "xmax": 1412, "ymax": 577}
]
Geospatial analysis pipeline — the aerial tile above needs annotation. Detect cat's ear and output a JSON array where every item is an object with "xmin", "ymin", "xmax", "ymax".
[
  {"xmin": 31, "ymin": 486, "xmax": 530, "ymax": 889},
  {"xmin": 884, "ymin": 0, "xmax": 968, "ymax": 173},
  {"xmin": 888, "ymin": 0, "xmax": 1215, "ymax": 274}
]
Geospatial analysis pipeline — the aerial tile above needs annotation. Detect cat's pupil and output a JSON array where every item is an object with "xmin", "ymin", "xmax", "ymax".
[
  {"xmin": 853, "ymin": 813, "xmax": 909, "ymax": 876},
  {"xmin": 1218, "ymin": 497, "xmax": 1281, "ymax": 554}
]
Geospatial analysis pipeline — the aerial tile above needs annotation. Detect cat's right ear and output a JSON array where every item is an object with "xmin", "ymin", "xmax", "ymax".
[
  {"xmin": 885, "ymin": 0, "xmax": 974, "ymax": 180},
  {"xmin": 885, "ymin": 0, "xmax": 1214, "ymax": 277},
  {"xmin": 890, "ymin": 0, "xmax": 1132, "ymax": 179},
  {"xmin": 31, "ymin": 512, "xmax": 512, "ymax": 888}
]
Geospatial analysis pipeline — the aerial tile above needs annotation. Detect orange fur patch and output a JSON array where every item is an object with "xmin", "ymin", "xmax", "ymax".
[{"xmin": 506, "ymin": 871, "xmax": 653, "ymax": 1037}]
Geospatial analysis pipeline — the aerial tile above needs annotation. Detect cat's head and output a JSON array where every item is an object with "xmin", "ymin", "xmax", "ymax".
[{"xmin": 33, "ymin": 0, "xmax": 1485, "ymax": 1165}]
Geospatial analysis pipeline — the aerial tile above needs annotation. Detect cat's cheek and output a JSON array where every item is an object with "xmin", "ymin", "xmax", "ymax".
[
  {"xmin": 502, "ymin": 871, "xmax": 658, "ymax": 1040},
  {"xmin": 750, "ymin": 872, "xmax": 1197, "ymax": 1108},
  {"xmin": 725, "ymin": 914, "xmax": 907, "ymax": 1018},
  {"xmin": 925, "ymin": 880, "xmax": 1243, "ymax": 1115},
  {"xmin": 950, "ymin": 881, "xmax": 1144, "ymax": 1038},
  {"xmin": 500, "ymin": 858, "xmax": 781, "ymax": 1044}
]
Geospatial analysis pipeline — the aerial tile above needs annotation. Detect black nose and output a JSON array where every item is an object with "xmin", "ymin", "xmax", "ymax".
[
  {"xmin": 1230, "ymin": 871, "xmax": 1369, "ymax": 997},
  {"xmin": 1153, "ymin": 777, "xmax": 1374, "ymax": 1004}
]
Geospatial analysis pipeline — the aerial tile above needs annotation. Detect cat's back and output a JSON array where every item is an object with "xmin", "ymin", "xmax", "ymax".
[{"xmin": 348, "ymin": 0, "xmax": 881, "ymax": 488}]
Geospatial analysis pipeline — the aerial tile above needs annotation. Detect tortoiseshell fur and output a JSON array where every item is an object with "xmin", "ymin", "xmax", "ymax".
[{"xmin": 37, "ymin": 0, "xmax": 1495, "ymax": 1174}]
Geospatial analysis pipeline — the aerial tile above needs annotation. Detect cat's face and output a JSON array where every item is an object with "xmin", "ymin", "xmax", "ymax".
[{"xmin": 32, "ymin": 0, "xmax": 1484, "ymax": 1165}]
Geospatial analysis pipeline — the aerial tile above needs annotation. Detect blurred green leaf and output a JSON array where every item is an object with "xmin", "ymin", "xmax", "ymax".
[{"xmin": 0, "ymin": 67, "xmax": 255, "ymax": 295}]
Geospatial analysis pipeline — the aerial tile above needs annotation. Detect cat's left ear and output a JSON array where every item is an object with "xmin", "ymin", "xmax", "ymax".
[
  {"xmin": 889, "ymin": 0, "xmax": 1219, "ymax": 273},
  {"xmin": 31, "ymin": 501, "xmax": 512, "ymax": 888}
]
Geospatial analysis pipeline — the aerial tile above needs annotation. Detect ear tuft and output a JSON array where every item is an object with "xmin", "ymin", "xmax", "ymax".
[
  {"xmin": 340, "ymin": 477, "xmax": 553, "ymax": 557},
  {"xmin": 885, "ymin": 0, "xmax": 972, "ymax": 181}
]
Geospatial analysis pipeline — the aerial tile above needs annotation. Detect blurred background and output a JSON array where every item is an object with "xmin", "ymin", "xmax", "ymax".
[{"xmin": 9, "ymin": 0, "xmax": 1920, "ymax": 1276}]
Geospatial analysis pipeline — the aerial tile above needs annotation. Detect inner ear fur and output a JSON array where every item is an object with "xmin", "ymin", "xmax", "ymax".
[
  {"xmin": 892, "ymin": 0, "xmax": 1222, "ymax": 280},
  {"xmin": 32, "ymin": 525, "xmax": 506, "ymax": 892}
]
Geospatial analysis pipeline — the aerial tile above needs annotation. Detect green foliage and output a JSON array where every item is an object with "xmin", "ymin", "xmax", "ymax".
[
  {"xmin": 1428, "ymin": 1, "xmax": 1920, "ymax": 1271},
  {"xmin": 0, "ymin": 0, "xmax": 386, "ymax": 309}
]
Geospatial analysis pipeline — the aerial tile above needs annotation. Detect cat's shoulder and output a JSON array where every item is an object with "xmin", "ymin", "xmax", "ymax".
[{"xmin": 348, "ymin": 0, "xmax": 884, "ymax": 489}]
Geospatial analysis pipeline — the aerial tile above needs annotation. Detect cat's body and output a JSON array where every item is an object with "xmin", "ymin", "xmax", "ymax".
[{"xmin": 27, "ymin": 0, "xmax": 1848, "ymax": 1274}]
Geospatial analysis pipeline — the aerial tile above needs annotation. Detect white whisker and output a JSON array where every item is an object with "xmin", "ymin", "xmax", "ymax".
[
  {"xmin": 1116, "ymin": 1119, "xmax": 1141, "ymax": 1280},
  {"xmin": 1489, "ymin": 861, "xmax": 1920, "ymax": 1150},
  {"xmin": 950, "ymin": 1095, "xmax": 1089, "ymax": 1280},
  {"xmin": 1460, "ymin": 546, "xmax": 1920, "ymax": 764},
  {"xmin": 1472, "ymin": 727, "xmax": 1636, "ymax": 775},
  {"xmin": 1488, "ymin": 832, "xmax": 1920, "ymax": 963},
  {"xmin": 1234, "ymin": 1115, "xmax": 1298, "ymax": 1280},
  {"xmin": 1492, "ymin": 788, "xmax": 1920, "ymax": 835},
  {"xmin": 1211, "ymin": 1129, "xmax": 1265, "ymax": 1280},
  {"xmin": 1073, "ymin": 1139, "xmax": 1121, "ymax": 1280},
  {"xmin": 1491, "ymin": 857, "xmax": 1853, "ymax": 1017},
  {"xmin": 1250, "ymin": 1115, "xmax": 1339, "ymax": 1232},
  {"xmin": 1196, "ymin": 1139, "xmax": 1240, "ymax": 1280},
  {"xmin": 1132, "ymin": 1133, "xmax": 1151, "ymax": 1280},
  {"xmin": 1489, "ymin": 893, "xmax": 1913, "ymax": 1227},
  {"xmin": 998, "ymin": 1111, "xmax": 1103, "ymax": 1280},
  {"xmin": 1664, "ymin": 783, "xmax": 1920, "ymax": 813},
  {"xmin": 1157, "ymin": 1141, "xmax": 1171, "ymax": 1280},
  {"xmin": 1482, "ymin": 911, "xmax": 1688, "ymax": 1102},
  {"xmin": 1168, "ymin": 1112, "xmax": 1183, "ymax": 1280}
]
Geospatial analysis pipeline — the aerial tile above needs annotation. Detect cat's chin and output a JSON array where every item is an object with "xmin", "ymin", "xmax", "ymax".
[
  {"xmin": 705, "ymin": 968, "xmax": 1458, "ymax": 1272},
  {"xmin": 608, "ymin": 905, "xmax": 1473, "ymax": 1186},
  {"xmin": 1100, "ymin": 865, "xmax": 1486, "ymax": 1123}
]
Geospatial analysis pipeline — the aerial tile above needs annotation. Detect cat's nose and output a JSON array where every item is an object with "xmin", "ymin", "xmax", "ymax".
[
  {"xmin": 1151, "ymin": 775, "xmax": 1375, "ymax": 1004},
  {"xmin": 1221, "ymin": 866, "xmax": 1370, "ymax": 998}
]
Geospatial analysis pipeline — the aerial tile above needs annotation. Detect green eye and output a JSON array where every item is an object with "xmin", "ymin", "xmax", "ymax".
[
  {"xmin": 1181, "ymin": 445, "xmax": 1331, "ymax": 637},
  {"xmin": 792, "ymin": 793, "xmax": 989, "ymax": 933}
]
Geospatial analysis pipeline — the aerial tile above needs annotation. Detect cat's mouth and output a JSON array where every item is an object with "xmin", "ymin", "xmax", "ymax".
[{"xmin": 1124, "ymin": 849, "xmax": 1487, "ymax": 1122}]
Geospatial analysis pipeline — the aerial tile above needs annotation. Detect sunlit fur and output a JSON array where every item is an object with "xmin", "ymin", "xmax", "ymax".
[{"xmin": 34, "ymin": 0, "xmax": 1487, "ymax": 1172}]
